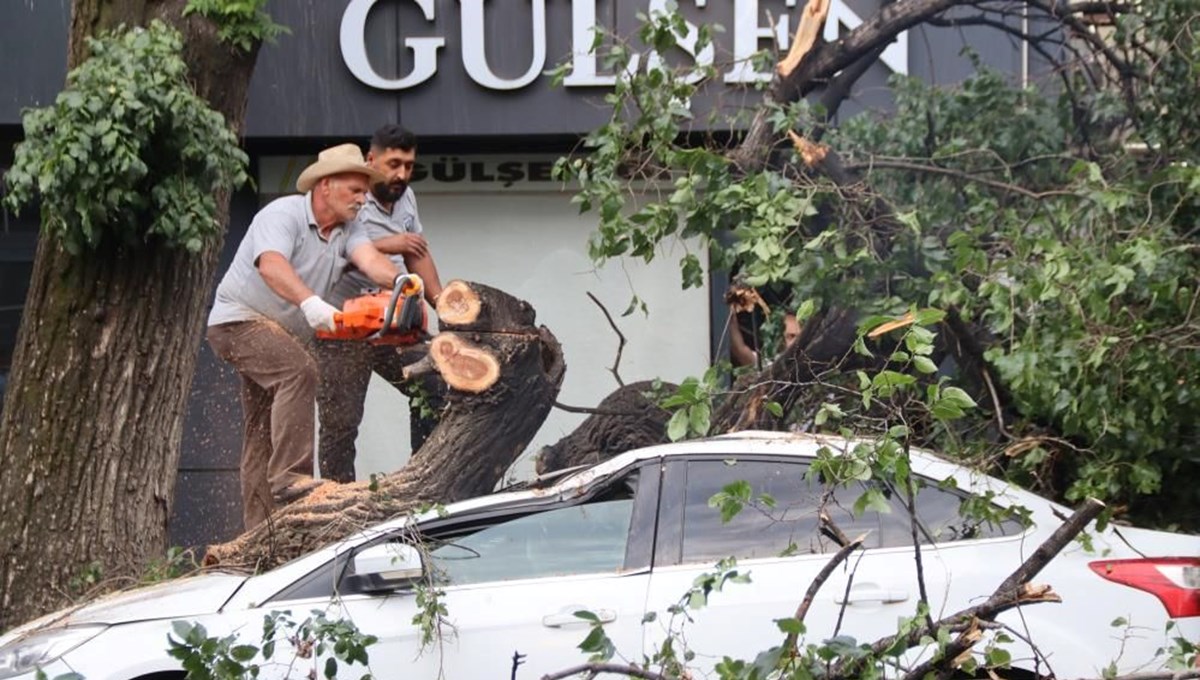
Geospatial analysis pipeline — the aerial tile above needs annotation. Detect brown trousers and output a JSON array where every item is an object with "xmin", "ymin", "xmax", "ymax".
[
  {"xmin": 315, "ymin": 339, "xmax": 443, "ymax": 483},
  {"xmin": 207, "ymin": 320, "xmax": 318, "ymax": 529}
]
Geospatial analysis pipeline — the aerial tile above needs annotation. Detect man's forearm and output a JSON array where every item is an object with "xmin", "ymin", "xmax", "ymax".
[
  {"xmin": 404, "ymin": 253, "xmax": 443, "ymax": 305},
  {"xmin": 350, "ymin": 244, "xmax": 402, "ymax": 288},
  {"xmin": 257, "ymin": 251, "xmax": 314, "ymax": 306}
]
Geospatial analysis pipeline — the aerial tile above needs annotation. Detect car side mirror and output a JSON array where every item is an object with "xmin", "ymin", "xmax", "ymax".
[{"xmin": 344, "ymin": 543, "xmax": 424, "ymax": 594}]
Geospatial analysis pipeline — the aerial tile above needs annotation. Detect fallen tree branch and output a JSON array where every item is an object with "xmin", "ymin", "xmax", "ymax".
[
  {"xmin": 835, "ymin": 498, "xmax": 1106, "ymax": 677},
  {"xmin": 777, "ymin": 0, "xmax": 830, "ymax": 77}
]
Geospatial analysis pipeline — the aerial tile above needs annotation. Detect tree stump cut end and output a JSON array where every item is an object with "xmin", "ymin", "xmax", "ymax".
[
  {"xmin": 437, "ymin": 280, "xmax": 482, "ymax": 326},
  {"xmin": 431, "ymin": 333, "xmax": 501, "ymax": 393}
]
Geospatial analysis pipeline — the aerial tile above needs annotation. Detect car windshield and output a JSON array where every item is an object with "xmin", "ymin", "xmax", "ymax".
[{"xmin": 424, "ymin": 471, "xmax": 640, "ymax": 586}]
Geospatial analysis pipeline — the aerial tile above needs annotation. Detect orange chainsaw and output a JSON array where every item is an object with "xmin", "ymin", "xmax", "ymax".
[{"xmin": 316, "ymin": 273, "xmax": 428, "ymax": 346}]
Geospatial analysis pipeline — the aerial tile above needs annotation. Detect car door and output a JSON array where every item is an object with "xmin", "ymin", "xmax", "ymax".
[
  {"xmin": 642, "ymin": 455, "xmax": 955, "ymax": 672},
  {"xmin": 327, "ymin": 463, "xmax": 661, "ymax": 679}
]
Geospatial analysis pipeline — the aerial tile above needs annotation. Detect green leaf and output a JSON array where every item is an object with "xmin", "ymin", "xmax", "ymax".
[
  {"xmin": 913, "ymin": 355, "xmax": 938, "ymax": 374},
  {"xmin": 913, "ymin": 308, "xmax": 946, "ymax": 325},
  {"xmin": 230, "ymin": 644, "xmax": 258, "ymax": 662},
  {"xmin": 853, "ymin": 487, "xmax": 892, "ymax": 516},
  {"xmin": 667, "ymin": 409, "xmax": 689, "ymax": 441},
  {"xmin": 941, "ymin": 386, "xmax": 978, "ymax": 409},
  {"xmin": 795, "ymin": 298, "xmax": 816, "ymax": 322},
  {"xmin": 775, "ymin": 617, "xmax": 806, "ymax": 635},
  {"xmin": 985, "ymin": 646, "xmax": 1012, "ymax": 667},
  {"xmin": 688, "ymin": 402, "xmax": 711, "ymax": 436}
]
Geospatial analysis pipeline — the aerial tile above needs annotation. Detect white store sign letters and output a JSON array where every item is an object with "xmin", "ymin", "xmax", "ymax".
[{"xmin": 340, "ymin": 0, "xmax": 908, "ymax": 92}]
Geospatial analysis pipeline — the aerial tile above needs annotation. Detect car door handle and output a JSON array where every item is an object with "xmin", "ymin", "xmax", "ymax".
[
  {"xmin": 836, "ymin": 588, "xmax": 909, "ymax": 604},
  {"xmin": 542, "ymin": 607, "xmax": 616, "ymax": 628}
]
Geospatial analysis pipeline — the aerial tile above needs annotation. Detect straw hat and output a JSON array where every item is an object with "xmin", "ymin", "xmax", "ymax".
[{"xmin": 295, "ymin": 143, "xmax": 386, "ymax": 193}]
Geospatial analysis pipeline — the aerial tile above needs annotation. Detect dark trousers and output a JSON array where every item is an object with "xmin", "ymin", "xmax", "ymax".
[
  {"xmin": 206, "ymin": 320, "xmax": 318, "ymax": 529},
  {"xmin": 315, "ymin": 340, "xmax": 442, "ymax": 483}
]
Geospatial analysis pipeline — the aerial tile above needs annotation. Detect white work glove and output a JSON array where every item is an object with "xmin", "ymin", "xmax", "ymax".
[{"xmin": 300, "ymin": 295, "xmax": 339, "ymax": 332}]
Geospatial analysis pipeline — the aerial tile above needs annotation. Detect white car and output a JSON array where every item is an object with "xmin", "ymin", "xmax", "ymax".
[{"xmin": 1, "ymin": 432, "xmax": 1197, "ymax": 679}]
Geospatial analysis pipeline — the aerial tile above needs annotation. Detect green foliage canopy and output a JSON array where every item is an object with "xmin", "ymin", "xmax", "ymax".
[
  {"xmin": 554, "ymin": 4, "xmax": 1199, "ymax": 529},
  {"xmin": 3, "ymin": 21, "xmax": 249, "ymax": 255},
  {"xmin": 182, "ymin": 0, "xmax": 288, "ymax": 53}
]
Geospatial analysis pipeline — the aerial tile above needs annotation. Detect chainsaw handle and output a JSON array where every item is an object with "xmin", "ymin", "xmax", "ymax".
[
  {"xmin": 378, "ymin": 282, "xmax": 404, "ymax": 338},
  {"xmin": 379, "ymin": 274, "xmax": 423, "ymax": 337}
]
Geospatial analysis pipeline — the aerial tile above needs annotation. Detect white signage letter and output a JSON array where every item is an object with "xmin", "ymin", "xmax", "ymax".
[
  {"xmin": 341, "ymin": 0, "xmax": 445, "ymax": 90},
  {"xmin": 460, "ymin": 0, "xmax": 548, "ymax": 90},
  {"xmin": 564, "ymin": 0, "xmax": 617, "ymax": 86},
  {"xmin": 825, "ymin": 0, "xmax": 908, "ymax": 74},
  {"xmin": 725, "ymin": 0, "xmax": 790, "ymax": 83}
]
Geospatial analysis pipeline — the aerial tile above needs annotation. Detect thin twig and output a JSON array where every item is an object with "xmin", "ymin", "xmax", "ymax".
[
  {"xmin": 901, "ymin": 439, "xmax": 935, "ymax": 631},
  {"xmin": 587, "ymin": 291, "xmax": 626, "ymax": 388},
  {"xmin": 785, "ymin": 534, "xmax": 865, "ymax": 656},
  {"xmin": 552, "ymin": 401, "xmax": 644, "ymax": 417},
  {"xmin": 843, "ymin": 158, "xmax": 1077, "ymax": 199}
]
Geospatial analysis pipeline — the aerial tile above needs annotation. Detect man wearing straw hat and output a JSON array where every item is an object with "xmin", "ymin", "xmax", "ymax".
[{"xmin": 207, "ymin": 143, "xmax": 405, "ymax": 529}]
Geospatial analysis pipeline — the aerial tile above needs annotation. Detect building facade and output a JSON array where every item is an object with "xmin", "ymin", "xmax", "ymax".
[{"xmin": 0, "ymin": 0, "xmax": 1028, "ymax": 546}]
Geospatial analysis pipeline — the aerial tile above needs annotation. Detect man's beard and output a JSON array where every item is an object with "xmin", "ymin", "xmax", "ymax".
[{"xmin": 372, "ymin": 181, "xmax": 408, "ymax": 204}]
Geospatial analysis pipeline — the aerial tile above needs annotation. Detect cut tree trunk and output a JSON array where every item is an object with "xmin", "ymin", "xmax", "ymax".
[
  {"xmin": 204, "ymin": 281, "xmax": 565, "ymax": 571},
  {"xmin": 0, "ymin": 0, "xmax": 260, "ymax": 630}
]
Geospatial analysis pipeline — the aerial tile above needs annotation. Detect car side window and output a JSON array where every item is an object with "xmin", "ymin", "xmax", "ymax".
[
  {"xmin": 681, "ymin": 459, "xmax": 840, "ymax": 563},
  {"xmin": 679, "ymin": 459, "xmax": 1022, "ymax": 565},
  {"xmin": 425, "ymin": 470, "xmax": 639, "ymax": 586}
]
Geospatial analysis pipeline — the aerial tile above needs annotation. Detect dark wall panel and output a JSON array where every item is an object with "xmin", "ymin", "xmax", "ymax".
[
  {"xmin": 244, "ymin": 1, "xmax": 399, "ymax": 137},
  {"xmin": 0, "ymin": 0, "xmax": 70, "ymax": 124}
]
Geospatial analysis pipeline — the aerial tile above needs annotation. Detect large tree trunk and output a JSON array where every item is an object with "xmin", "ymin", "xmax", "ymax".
[
  {"xmin": 204, "ymin": 281, "xmax": 565, "ymax": 571},
  {"xmin": 0, "ymin": 0, "xmax": 260, "ymax": 630}
]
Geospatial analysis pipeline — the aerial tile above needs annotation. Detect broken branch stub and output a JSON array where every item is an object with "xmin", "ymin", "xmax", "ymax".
[{"xmin": 777, "ymin": 0, "xmax": 831, "ymax": 77}]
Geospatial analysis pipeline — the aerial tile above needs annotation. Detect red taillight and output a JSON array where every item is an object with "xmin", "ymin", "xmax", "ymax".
[{"xmin": 1089, "ymin": 558, "xmax": 1200, "ymax": 618}]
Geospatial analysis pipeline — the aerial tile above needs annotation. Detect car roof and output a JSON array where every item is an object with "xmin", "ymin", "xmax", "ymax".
[{"xmin": 392, "ymin": 430, "xmax": 1017, "ymax": 529}]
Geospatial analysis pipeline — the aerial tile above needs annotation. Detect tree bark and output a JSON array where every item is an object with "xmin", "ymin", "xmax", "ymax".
[
  {"xmin": 0, "ymin": 0, "xmax": 260, "ymax": 630},
  {"xmin": 204, "ymin": 282, "xmax": 565, "ymax": 571},
  {"xmin": 711, "ymin": 306, "xmax": 866, "ymax": 433},
  {"xmin": 535, "ymin": 380, "xmax": 676, "ymax": 475}
]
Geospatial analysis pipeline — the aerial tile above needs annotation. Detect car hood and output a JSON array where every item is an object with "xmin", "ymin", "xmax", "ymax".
[{"xmin": 4, "ymin": 573, "xmax": 249, "ymax": 638}]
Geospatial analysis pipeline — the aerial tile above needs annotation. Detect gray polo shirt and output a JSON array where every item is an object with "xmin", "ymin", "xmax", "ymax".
[
  {"xmin": 328, "ymin": 190, "xmax": 423, "ymax": 306},
  {"xmin": 208, "ymin": 193, "xmax": 372, "ymax": 338}
]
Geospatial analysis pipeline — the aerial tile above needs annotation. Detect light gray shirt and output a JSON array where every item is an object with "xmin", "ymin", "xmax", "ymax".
[
  {"xmin": 208, "ymin": 193, "xmax": 372, "ymax": 338},
  {"xmin": 328, "ymin": 190, "xmax": 424, "ymax": 306}
]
